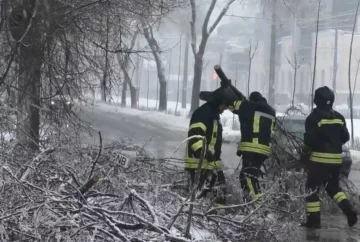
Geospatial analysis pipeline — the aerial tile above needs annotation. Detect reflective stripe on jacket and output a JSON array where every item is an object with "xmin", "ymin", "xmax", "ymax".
[
  {"xmin": 185, "ymin": 102, "xmax": 223, "ymax": 170},
  {"xmin": 304, "ymin": 108, "xmax": 349, "ymax": 164},
  {"xmin": 230, "ymin": 100, "xmax": 275, "ymax": 157}
]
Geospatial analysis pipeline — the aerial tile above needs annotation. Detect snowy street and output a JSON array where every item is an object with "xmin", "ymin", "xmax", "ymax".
[{"xmin": 80, "ymin": 102, "xmax": 240, "ymax": 170}]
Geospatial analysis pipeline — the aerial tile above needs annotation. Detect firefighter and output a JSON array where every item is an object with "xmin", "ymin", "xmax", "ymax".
[
  {"xmin": 229, "ymin": 91, "xmax": 276, "ymax": 204},
  {"xmin": 300, "ymin": 86, "xmax": 357, "ymax": 229},
  {"xmin": 185, "ymin": 86, "xmax": 237, "ymax": 207}
]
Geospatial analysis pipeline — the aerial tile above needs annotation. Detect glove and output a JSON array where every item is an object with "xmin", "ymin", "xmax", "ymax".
[{"xmin": 236, "ymin": 150, "xmax": 242, "ymax": 157}]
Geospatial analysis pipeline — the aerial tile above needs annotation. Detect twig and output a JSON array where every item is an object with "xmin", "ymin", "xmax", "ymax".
[
  {"xmin": 88, "ymin": 131, "xmax": 102, "ymax": 180},
  {"xmin": 129, "ymin": 189, "xmax": 159, "ymax": 225},
  {"xmin": 185, "ymin": 136, "xmax": 206, "ymax": 239}
]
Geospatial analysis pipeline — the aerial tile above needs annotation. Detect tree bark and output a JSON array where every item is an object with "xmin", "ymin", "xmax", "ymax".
[
  {"xmin": 348, "ymin": 0, "xmax": 360, "ymax": 147},
  {"xmin": 311, "ymin": 0, "xmax": 321, "ymax": 110},
  {"xmin": 118, "ymin": 32, "xmax": 139, "ymax": 108},
  {"xmin": 142, "ymin": 22, "xmax": 167, "ymax": 111},
  {"xmin": 190, "ymin": 54, "xmax": 203, "ymax": 112},
  {"xmin": 101, "ymin": 16, "xmax": 110, "ymax": 103},
  {"xmin": 17, "ymin": 43, "xmax": 43, "ymax": 150},
  {"xmin": 121, "ymin": 81, "xmax": 127, "ymax": 107},
  {"xmin": 268, "ymin": 0, "xmax": 277, "ymax": 107},
  {"xmin": 9, "ymin": 0, "xmax": 43, "ymax": 150},
  {"xmin": 182, "ymin": 32, "xmax": 189, "ymax": 109}
]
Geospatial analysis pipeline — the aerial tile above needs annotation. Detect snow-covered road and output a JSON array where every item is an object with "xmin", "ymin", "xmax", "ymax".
[{"xmin": 80, "ymin": 103, "xmax": 240, "ymax": 171}]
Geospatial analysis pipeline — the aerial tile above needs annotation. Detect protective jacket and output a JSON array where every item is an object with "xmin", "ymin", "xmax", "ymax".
[
  {"xmin": 185, "ymin": 102, "xmax": 222, "ymax": 170},
  {"xmin": 230, "ymin": 99, "xmax": 276, "ymax": 157},
  {"xmin": 304, "ymin": 108, "xmax": 349, "ymax": 164}
]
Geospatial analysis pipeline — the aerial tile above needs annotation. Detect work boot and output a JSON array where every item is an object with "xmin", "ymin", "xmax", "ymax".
[
  {"xmin": 339, "ymin": 199, "xmax": 358, "ymax": 227},
  {"xmin": 300, "ymin": 212, "xmax": 321, "ymax": 229}
]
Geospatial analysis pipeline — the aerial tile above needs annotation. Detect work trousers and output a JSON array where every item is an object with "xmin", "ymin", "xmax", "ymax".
[
  {"xmin": 305, "ymin": 162, "xmax": 352, "ymax": 225},
  {"xmin": 239, "ymin": 152, "xmax": 267, "ymax": 202},
  {"xmin": 186, "ymin": 168, "xmax": 227, "ymax": 205}
]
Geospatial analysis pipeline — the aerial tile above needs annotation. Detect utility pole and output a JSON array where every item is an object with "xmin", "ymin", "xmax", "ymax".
[
  {"xmin": 181, "ymin": 32, "xmax": 189, "ymax": 109},
  {"xmin": 332, "ymin": 28, "xmax": 338, "ymax": 92},
  {"xmin": 268, "ymin": 0, "xmax": 277, "ymax": 106}
]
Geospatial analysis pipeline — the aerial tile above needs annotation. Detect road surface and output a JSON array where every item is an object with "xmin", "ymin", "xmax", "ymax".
[{"xmin": 80, "ymin": 103, "xmax": 360, "ymax": 241}]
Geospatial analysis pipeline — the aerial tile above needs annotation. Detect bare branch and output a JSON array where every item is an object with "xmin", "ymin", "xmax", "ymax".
[{"xmin": 208, "ymin": 0, "xmax": 236, "ymax": 36}]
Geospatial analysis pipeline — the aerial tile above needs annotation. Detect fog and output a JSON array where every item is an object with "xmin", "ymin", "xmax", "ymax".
[{"xmin": 115, "ymin": 0, "xmax": 360, "ymax": 118}]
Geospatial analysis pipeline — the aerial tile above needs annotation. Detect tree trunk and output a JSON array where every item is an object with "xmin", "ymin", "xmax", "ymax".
[
  {"xmin": 142, "ymin": 23, "xmax": 167, "ymax": 111},
  {"xmin": 101, "ymin": 17, "xmax": 110, "ymax": 102},
  {"xmin": 154, "ymin": 56, "xmax": 167, "ymax": 111},
  {"xmin": 9, "ymin": 1, "xmax": 44, "ymax": 151},
  {"xmin": 121, "ymin": 81, "xmax": 127, "ymax": 107},
  {"xmin": 17, "ymin": 45, "xmax": 42, "ymax": 150},
  {"xmin": 268, "ymin": 0, "xmax": 277, "ymax": 106},
  {"xmin": 190, "ymin": 54, "xmax": 203, "ymax": 113},
  {"xmin": 182, "ymin": 33, "xmax": 189, "ymax": 109},
  {"xmin": 130, "ymin": 85, "xmax": 138, "ymax": 109}
]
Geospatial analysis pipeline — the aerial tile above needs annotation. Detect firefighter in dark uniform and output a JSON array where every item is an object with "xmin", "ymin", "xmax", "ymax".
[
  {"xmin": 229, "ymin": 91, "xmax": 276, "ymax": 204},
  {"xmin": 185, "ymin": 86, "xmax": 237, "ymax": 207},
  {"xmin": 301, "ymin": 86, "xmax": 357, "ymax": 228}
]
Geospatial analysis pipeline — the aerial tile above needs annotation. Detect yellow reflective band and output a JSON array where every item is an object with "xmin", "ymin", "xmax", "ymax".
[
  {"xmin": 307, "ymin": 201, "xmax": 321, "ymax": 212},
  {"xmin": 318, "ymin": 119, "xmax": 344, "ymax": 127},
  {"xmin": 238, "ymin": 142, "xmax": 271, "ymax": 156},
  {"xmin": 206, "ymin": 160, "xmax": 223, "ymax": 170},
  {"xmin": 310, "ymin": 152, "xmax": 342, "ymax": 164},
  {"xmin": 235, "ymin": 101, "xmax": 242, "ymax": 111},
  {"xmin": 253, "ymin": 115, "xmax": 260, "ymax": 133},
  {"xmin": 189, "ymin": 122, "xmax": 207, "ymax": 132},
  {"xmin": 307, "ymin": 207, "xmax": 321, "ymax": 212},
  {"xmin": 307, "ymin": 201, "xmax": 321, "ymax": 207},
  {"xmin": 311, "ymin": 152, "xmax": 342, "ymax": 159},
  {"xmin": 333, "ymin": 192, "xmax": 347, "ymax": 204},
  {"xmin": 209, "ymin": 121, "xmax": 218, "ymax": 151},
  {"xmin": 252, "ymin": 138, "xmax": 258, "ymax": 144},
  {"xmin": 184, "ymin": 158, "xmax": 222, "ymax": 170},
  {"xmin": 191, "ymin": 140, "xmax": 203, "ymax": 151}
]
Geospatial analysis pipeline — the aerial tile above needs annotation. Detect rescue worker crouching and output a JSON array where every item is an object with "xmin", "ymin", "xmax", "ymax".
[
  {"xmin": 229, "ymin": 91, "xmax": 276, "ymax": 206},
  {"xmin": 301, "ymin": 86, "xmax": 357, "ymax": 229},
  {"xmin": 185, "ymin": 86, "xmax": 237, "ymax": 208}
]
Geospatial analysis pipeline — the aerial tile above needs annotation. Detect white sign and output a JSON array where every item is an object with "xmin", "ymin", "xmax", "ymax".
[{"xmin": 112, "ymin": 151, "xmax": 131, "ymax": 168}]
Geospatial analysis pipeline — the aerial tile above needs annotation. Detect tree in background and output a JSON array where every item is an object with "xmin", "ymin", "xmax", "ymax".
[{"xmin": 189, "ymin": 0, "xmax": 235, "ymax": 113}]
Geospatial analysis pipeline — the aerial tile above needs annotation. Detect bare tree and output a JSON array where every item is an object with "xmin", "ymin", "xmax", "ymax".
[
  {"xmin": 141, "ymin": 20, "xmax": 168, "ymax": 111},
  {"xmin": 175, "ymin": 33, "xmax": 183, "ymax": 114},
  {"xmin": 118, "ymin": 30, "xmax": 139, "ymax": 108},
  {"xmin": 310, "ymin": 0, "xmax": 321, "ymax": 110},
  {"xmin": 348, "ymin": 0, "xmax": 360, "ymax": 147},
  {"xmin": 286, "ymin": 53, "xmax": 302, "ymax": 107},
  {"xmin": 189, "ymin": 0, "xmax": 235, "ymax": 113},
  {"xmin": 247, "ymin": 40, "xmax": 259, "ymax": 97},
  {"xmin": 101, "ymin": 16, "xmax": 110, "ymax": 102}
]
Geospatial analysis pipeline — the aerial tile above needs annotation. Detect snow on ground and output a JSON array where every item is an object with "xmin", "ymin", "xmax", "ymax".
[
  {"xmin": 85, "ymin": 95, "xmax": 360, "ymax": 144},
  {"xmin": 86, "ymin": 95, "xmax": 241, "ymax": 143}
]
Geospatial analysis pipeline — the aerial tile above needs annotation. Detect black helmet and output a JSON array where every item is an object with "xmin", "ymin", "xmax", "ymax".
[
  {"xmin": 314, "ymin": 86, "xmax": 335, "ymax": 108},
  {"xmin": 249, "ymin": 91, "xmax": 266, "ymax": 103},
  {"xmin": 199, "ymin": 86, "xmax": 237, "ymax": 106}
]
